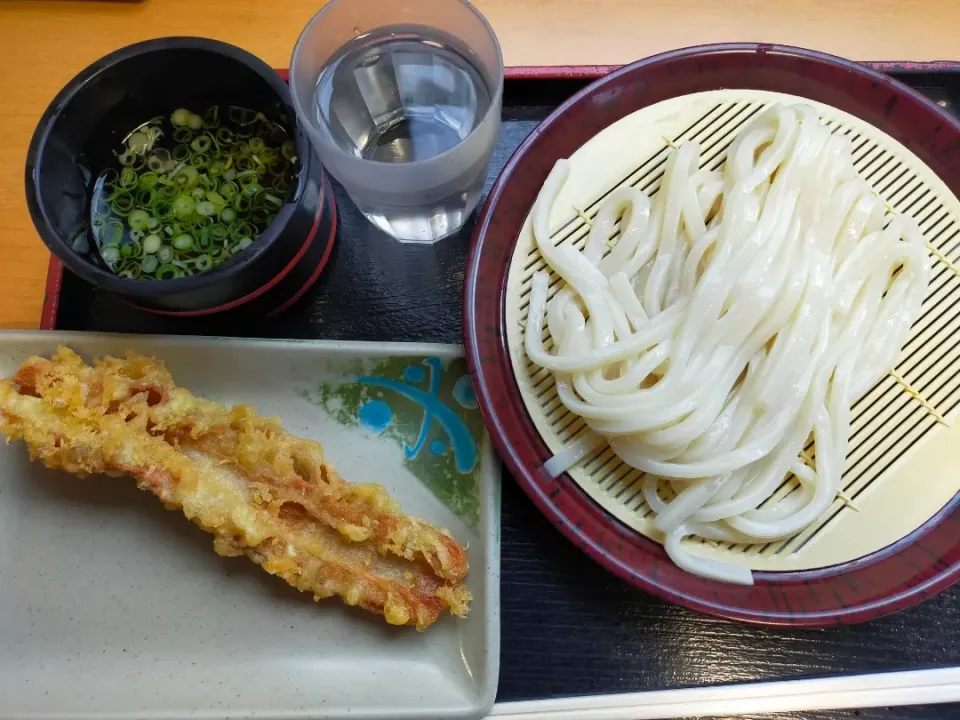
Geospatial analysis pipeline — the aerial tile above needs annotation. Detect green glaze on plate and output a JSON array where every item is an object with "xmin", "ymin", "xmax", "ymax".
[{"xmin": 304, "ymin": 355, "xmax": 484, "ymax": 528}]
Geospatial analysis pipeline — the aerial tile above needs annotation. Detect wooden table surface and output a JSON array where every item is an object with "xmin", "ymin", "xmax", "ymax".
[{"xmin": 1, "ymin": 0, "xmax": 957, "ymax": 330}]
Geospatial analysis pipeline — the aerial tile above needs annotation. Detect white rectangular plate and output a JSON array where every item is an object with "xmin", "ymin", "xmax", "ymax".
[{"xmin": 0, "ymin": 332, "xmax": 500, "ymax": 720}]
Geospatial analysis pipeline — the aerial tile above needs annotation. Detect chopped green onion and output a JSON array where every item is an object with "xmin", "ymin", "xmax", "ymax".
[
  {"xmin": 128, "ymin": 209, "xmax": 150, "ymax": 231},
  {"xmin": 137, "ymin": 188, "xmax": 157, "ymax": 207},
  {"xmin": 99, "ymin": 168, "xmax": 119, "ymax": 188},
  {"xmin": 127, "ymin": 131, "xmax": 152, "ymax": 154},
  {"xmin": 156, "ymin": 264, "xmax": 180, "ymax": 280},
  {"xmin": 252, "ymin": 207, "xmax": 274, "ymax": 226},
  {"xmin": 204, "ymin": 106, "xmax": 220, "ymax": 128},
  {"xmin": 175, "ymin": 165, "xmax": 200, "ymax": 188},
  {"xmin": 173, "ymin": 194, "xmax": 195, "ymax": 219},
  {"xmin": 210, "ymin": 224, "xmax": 228, "ymax": 242},
  {"xmin": 121, "ymin": 238, "xmax": 143, "ymax": 257},
  {"xmin": 219, "ymin": 182, "xmax": 239, "ymax": 199},
  {"xmin": 147, "ymin": 149, "xmax": 174, "ymax": 172},
  {"xmin": 191, "ymin": 135, "xmax": 212, "ymax": 153},
  {"xmin": 96, "ymin": 104, "xmax": 296, "ymax": 282},
  {"xmin": 227, "ymin": 106, "xmax": 258, "ymax": 126},
  {"xmin": 172, "ymin": 233, "xmax": 194, "ymax": 251},
  {"xmin": 109, "ymin": 191, "xmax": 134, "ymax": 216},
  {"xmin": 100, "ymin": 245, "xmax": 120, "ymax": 266},
  {"xmin": 205, "ymin": 191, "xmax": 226, "ymax": 208},
  {"xmin": 159, "ymin": 184, "xmax": 179, "ymax": 201},
  {"xmin": 171, "ymin": 108, "xmax": 192, "ymax": 127},
  {"xmin": 154, "ymin": 200, "xmax": 174, "ymax": 220},
  {"xmin": 119, "ymin": 167, "xmax": 138, "ymax": 188},
  {"xmin": 231, "ymin": 221, "xmax": 257, "ymax": 240},
  {"xmin": 118, "ymin": 265, "xmax": 141, "ymax": 279},
  {"xmin": 143, "ymin": 234, "xmax": 162, "ymax": 254}
]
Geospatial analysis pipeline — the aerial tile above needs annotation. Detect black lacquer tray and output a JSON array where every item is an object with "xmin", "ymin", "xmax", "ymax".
[{"xmin": 39, "ymin": 64, "xmax": 960, "ymax": 719}]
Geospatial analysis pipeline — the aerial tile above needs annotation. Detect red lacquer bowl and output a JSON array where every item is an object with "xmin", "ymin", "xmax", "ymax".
[{"xmin": 463, "ymin": 43, "xmax": 960, "ymax": 626}]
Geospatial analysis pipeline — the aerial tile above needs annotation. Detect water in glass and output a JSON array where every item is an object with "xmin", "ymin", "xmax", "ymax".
[{"xmin": 313, "ymin": 25, "xmax": 494, "ymax": 240}]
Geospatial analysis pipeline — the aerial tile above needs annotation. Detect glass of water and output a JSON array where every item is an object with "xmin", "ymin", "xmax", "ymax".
[{"xmin": 290, "ymin": 0, "xmax": 503, "ymax": 243}]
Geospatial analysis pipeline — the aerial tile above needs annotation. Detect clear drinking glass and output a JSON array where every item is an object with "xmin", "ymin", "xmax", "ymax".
[{"xmin": 290, "ymin": 0, "xmax": 504, "ymax": 243}]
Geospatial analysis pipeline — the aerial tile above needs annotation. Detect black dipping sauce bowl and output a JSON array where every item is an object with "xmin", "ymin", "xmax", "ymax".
[{"xmin": 25, "ymin": 37, "xmax": 336, "ymax": 317}]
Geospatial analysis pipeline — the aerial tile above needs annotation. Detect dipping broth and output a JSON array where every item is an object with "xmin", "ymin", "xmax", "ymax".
[{"xmin": 86, "ymin": 105, "xmax": 298, "ymax": 280}]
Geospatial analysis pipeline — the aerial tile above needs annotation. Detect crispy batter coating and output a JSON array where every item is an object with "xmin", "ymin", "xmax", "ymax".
[{"xmin": 0, "ymin": 347, "xmax": 470, "ymax": 630}]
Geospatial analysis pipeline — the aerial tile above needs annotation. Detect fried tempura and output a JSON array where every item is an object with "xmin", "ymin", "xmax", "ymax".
[{"xmin": 0, "ymin": 347, "xmax": 470, "ymax": 630}]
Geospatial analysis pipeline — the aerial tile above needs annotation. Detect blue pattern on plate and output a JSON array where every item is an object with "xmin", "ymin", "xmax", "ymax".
[{"xmin": 357, "ymin": 357, "xmax": 478, "ymax": 474}]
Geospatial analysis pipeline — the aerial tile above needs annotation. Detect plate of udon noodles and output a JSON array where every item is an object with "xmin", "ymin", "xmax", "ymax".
[{"xmin": 465, "ymin": 45, "xmax": 960, "ymax": 625}]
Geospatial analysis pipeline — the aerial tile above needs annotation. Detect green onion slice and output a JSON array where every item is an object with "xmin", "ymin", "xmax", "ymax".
[
  {"xmin": 173, "ymin": 194, "xmax": 195, "ymax": 219},
  {"xmin": 143, "ymin": 234, "xmax": 162, "ymax": 254},
  {"xmin": 172, "ymin": 233, "xmax": 194, "ymax": 251},
  {"xmin": 156, "ymin": 263, "xmax": 180, "ymax": 280},
  {"xmin": 191, "ymin": 135, "xmax": 212, "ymax": 153},
  {"xmin": 128, "ymin": 209, "xmax": 150, "ymax": 231},
  {"xmin": 196, "ymin": 201, "xmax": 216, "ymax": 217},
  {"xmin": 119, "ymin": 167, "xmax": 138, "ymax": 188},
  {"xmin": 172, "ymin": 143, "xmax": 192, "ymax": 161},
  {"xmin": 100, "ymin": 245, "xmax": 120, "ymax": 266}
]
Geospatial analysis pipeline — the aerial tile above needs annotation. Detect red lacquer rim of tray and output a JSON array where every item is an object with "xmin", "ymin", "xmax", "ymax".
[
  {"xmin": 39, "ymin": 60, "xmax": 960, "ymax": 329},
  {"xmin": 463, "ymin": 46, "xmax": 960, "ymax": 626}
]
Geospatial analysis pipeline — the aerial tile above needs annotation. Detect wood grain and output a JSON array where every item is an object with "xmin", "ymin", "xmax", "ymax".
[{"xmin": 1, "ymin": 0, "xmax": 958, "ymax": 329}]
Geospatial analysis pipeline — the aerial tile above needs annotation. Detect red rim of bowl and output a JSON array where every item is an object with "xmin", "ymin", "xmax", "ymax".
[{"xmin": 463, "ymin": 42, "xmax": 960, "ymax": 626}]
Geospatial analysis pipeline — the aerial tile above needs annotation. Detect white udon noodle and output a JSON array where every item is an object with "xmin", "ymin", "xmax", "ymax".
[{"xmin": 524, "ymin": 104, "xmax": 931, "ymax": 585}]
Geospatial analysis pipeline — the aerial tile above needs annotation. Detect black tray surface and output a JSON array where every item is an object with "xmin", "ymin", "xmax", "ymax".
[{"xmin": 50, "ymin": 71, "xmax": 960, "ymax": 714}]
